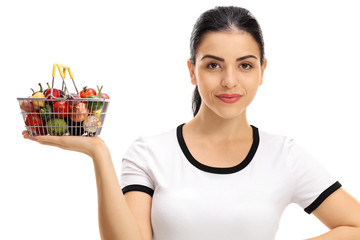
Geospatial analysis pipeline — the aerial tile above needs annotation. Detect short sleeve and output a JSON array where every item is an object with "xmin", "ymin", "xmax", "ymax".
[
  {"xmin": 121, "ymin": 137, "xmax": 155, "ymax": 197},
  {"xmin": 286, "ymin": 139, "xmax": 342, "ymax": 214}
]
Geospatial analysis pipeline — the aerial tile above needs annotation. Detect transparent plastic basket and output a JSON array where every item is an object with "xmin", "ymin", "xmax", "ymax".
[{"xmin": 17, "ymin": 63, "xmax": 110, "ymax": 137}]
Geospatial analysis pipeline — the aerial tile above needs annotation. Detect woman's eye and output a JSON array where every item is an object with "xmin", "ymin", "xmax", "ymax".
[
  {"xmin": 240, "ymin": 63, "xmax": 252, "ymax": 70},
  {"xmin": 207, "ymin": 63, "xmax": 220, "ymax": 69}
]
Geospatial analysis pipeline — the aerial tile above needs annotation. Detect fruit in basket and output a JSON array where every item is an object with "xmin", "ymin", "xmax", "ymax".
[
  {"xmin": 20, "ymin": 100, "xmax": 36, "ymax": 113},
  {"xmin": 44, "ymin": 83, "xmax": 60, "ymax": 100},
  {"xmin": 80, "ymin": 87, "xmax": 97, "ymax": 98},
  {"xmin": 45, "ymin": 118, "xmax": 68, "ymax": 136},
  {"xmin": 83, "ymin": 115, "xmax": 102, "ymax": 134},
  {"xmin": 31, "ymin": 83, "xmax": 45, "ymax": 108},
  {"xmin": 69, "ymin": 102, "xmax": 88, "ymax": 122},
  {"xmin": 53, "ymin": 100, "xmax": 69, "ymax": 118},
  {"xmin": 25, "ymin": 114, "xmax": 46, "ymax": 135}
]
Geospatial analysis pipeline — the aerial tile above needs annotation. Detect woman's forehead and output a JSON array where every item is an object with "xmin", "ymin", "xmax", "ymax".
[{"xmin": 197, "ymin": 31, "xmax": 261, "ymax": 60}]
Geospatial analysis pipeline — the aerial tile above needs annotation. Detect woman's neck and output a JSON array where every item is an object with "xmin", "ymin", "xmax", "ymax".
[{"xmin": 185, "ymin": 106, "xmax": 252, "ymax": 143}]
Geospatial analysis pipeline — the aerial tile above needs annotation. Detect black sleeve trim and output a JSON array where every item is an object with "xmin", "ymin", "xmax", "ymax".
[
  {"xmin": 122, "ymin": 184, "xmax": 154, "ymax": 197},
  {"xmin": 304, "ymin": 181, "xmax": 342, "ymax": 214}
]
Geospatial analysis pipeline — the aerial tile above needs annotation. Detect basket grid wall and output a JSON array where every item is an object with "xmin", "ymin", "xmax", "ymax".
[{"xmin": 18, "ymin": 97, "xmax": 110, "ymax": 137}]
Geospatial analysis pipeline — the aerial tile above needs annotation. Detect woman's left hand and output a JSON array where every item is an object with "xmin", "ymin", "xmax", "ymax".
[{"xmin": 22, "ymin": 130, "xmax": 106, "ymax": 158}]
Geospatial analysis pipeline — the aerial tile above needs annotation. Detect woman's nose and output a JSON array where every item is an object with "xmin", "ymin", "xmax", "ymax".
[{"xmin": 221, "ymin": 67, "xmax": 239, "ymax": 89}]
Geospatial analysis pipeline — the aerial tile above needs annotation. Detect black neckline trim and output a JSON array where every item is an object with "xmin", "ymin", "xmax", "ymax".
[{"xmin": 176, "ymin": 123, "xmax": 260, "ymax": 174}]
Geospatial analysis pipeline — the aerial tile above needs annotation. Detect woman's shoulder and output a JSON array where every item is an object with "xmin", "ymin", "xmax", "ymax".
[
  {"xmin": 256, "ymin": 126, "xmax": 320, "ymax": 166},
  {"xmin": 257, "ymin": 127, "xmax": 294, "ymax": 147},
  {"xmin": 254, "ymin": 126, "xmax": 301, "ymax": 161},
  {"xmin": 123, "ymin": 125, "xmax": 180, "ymax": 162},
  {"xmin": 131, "ymin": 125, "xmax": 180, "ymax": 149}
]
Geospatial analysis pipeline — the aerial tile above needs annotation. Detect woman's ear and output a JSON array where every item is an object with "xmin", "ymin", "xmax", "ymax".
[
  {"xmin": 259, "ymin": 58, "xmax": 267, "ymax": 86},
  {"xmin": 187, "ymin": 59, "xmax": 197, "ymax": 85}
]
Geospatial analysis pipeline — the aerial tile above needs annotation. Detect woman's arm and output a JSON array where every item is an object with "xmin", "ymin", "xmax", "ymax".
[
  {"xmin": 23, "ymin": 131, "xmax": 152, "ymax": 240},
  {"xmin": 305, "ymin": 188, "xmax": 360, "ymax": 240},
  {"xmin": 92, "ymin": 142, "xmax": 151, "ymax": 240}
]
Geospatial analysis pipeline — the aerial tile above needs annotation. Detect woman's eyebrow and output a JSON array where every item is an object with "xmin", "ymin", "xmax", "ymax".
[
  {"xmin": 200, "ymin": 54, "xmax": 258, "ymax": 62},
  {"xmin": 236, "ymin": 55, "xmax": 258, "ymax": 61},
  {"xmin": 200, "ymin": 55, "xmax": 224, "ymax": 61}
]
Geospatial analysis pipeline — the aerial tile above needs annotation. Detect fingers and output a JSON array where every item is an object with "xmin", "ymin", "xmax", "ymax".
[
  {"xmin": 21, "ymin": 130, "xmax": 104, "ymax": 157},
  {"xmin": 22, "ymin": 131, "xmax": 89, "ymax": 155},
  {"xmin": 22, "ymin": 130, "xmax": 62, "ymax": 147},
  {"xmin": 22, "ymin": 130, "xmax": 37, "ymax": 140}
]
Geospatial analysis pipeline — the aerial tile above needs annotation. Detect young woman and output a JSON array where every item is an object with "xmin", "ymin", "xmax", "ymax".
[{"xmin": 23, "ymin": 6, "xmax": 360, "ymax": 240}]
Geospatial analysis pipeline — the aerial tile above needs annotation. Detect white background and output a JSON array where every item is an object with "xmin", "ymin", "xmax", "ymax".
[{"xmin": 1, "ymin": 0, "xmax": 359, "ymax": 239}]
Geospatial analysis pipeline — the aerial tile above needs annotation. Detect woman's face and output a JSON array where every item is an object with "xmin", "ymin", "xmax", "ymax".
[{"xmin": 188, "ymin": 30, "xmax": 267, "ymax": 119}]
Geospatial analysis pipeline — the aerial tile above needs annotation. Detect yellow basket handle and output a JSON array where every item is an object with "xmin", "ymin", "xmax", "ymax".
[
  {"xmin": 52, "ymin": 63, "xmax": 74, "ymax": 79},
  {"xmin": 51, "ymin": 63, "xmax": 79, "ymax": 95}
]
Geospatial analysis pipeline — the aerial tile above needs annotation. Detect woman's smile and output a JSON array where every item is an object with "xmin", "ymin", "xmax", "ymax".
[{"xmin": 216, "ymin": 94, "xmax": 243, "ymax": 103}]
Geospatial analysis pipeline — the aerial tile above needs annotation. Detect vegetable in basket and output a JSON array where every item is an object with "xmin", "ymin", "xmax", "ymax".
[
  {"xmin": 31, "ymin": 83, "xmax": 45, "ymax": 108},
  {"xmin": 44, "ymin": 82, "xmax": 60, "ymax": 100},
  {"xmin": 59, "ymin": 89, "xmax": 66, "ymax": 98},
  {"xmin": 69, "ymin": 102, "xmax": 88, "ymax": 122},
  {"xmin": 92, "ymin": 108, "xmax": 102, "ymax": 118},
  {"xmin": 83, "ymin": 115, "xmax": 102, "ymax": 134},
  {"xmin": 45, "ymin": 118, "xmax": 68, "ymax": 136},
  {"xmin": 98, "ymin": 85, "xmax": 110, "ymax": 99},
  {"xmin": 20, "ymin": 100, "xmax": 35, "ymax": 113},
  {"xmin": 25, "ymin": 114, "xmax": 46, "ymax": 135},
  {"xmin": 86, "ymin": 94, "xmax": 104, "ymax": 111},
  {"xmin": 68, "ymin": 92, "xmax": 80, "ymax": 98},
  {"xmin": 80, "ymin": 87, "xmax": 97, "ymax": 98},
  {"xmin": 99, "ymin": 93, "xmax": 110, "ymax": 99},
  {"xmin": 53, "ymin": 100, "xmax": 69, "ymax": 118},
  {"xmin": 86, "ymin": 85, "xmax": 108, "ymax": 111},
  {"xmin": 40, "ymin": 103, "xmax": 53, "ymax": 121},
  {"xmin": 67, "ymin": 117, "xmax": 85, "ymax": 136}
]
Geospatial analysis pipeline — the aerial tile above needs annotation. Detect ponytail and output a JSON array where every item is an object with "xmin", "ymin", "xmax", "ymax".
[{"xmin": 192, "ymin": 86, "xmax": 201, "ymax": 116}]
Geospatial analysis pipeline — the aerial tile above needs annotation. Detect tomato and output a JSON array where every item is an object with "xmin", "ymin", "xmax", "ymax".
[
  {"xmin": 53, "ymin": 100, "xmax": 69, "ymax": 118},
  {"xmin": 80, "ymin": 87, "xmax": 97, "ymax": 98},
  {"xmin": 25, "ymin": 114, "xmax": 46, "ymax": 135}
]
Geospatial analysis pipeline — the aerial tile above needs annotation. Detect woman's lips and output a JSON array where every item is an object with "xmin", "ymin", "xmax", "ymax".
[{"xmin": 216, "ymin": 94, "xmax": 242, "ymax": 103}]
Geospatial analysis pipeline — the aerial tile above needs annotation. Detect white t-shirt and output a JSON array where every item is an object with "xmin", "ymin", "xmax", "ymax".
[{"xmin": 121, "ymin": 124, "xmax": 341, "ymax": 240}]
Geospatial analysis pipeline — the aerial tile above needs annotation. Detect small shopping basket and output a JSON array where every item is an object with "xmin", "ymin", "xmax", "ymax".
[{"xmin": 17, "ymin": 63, "xmax": 110, "ymax": 137}]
